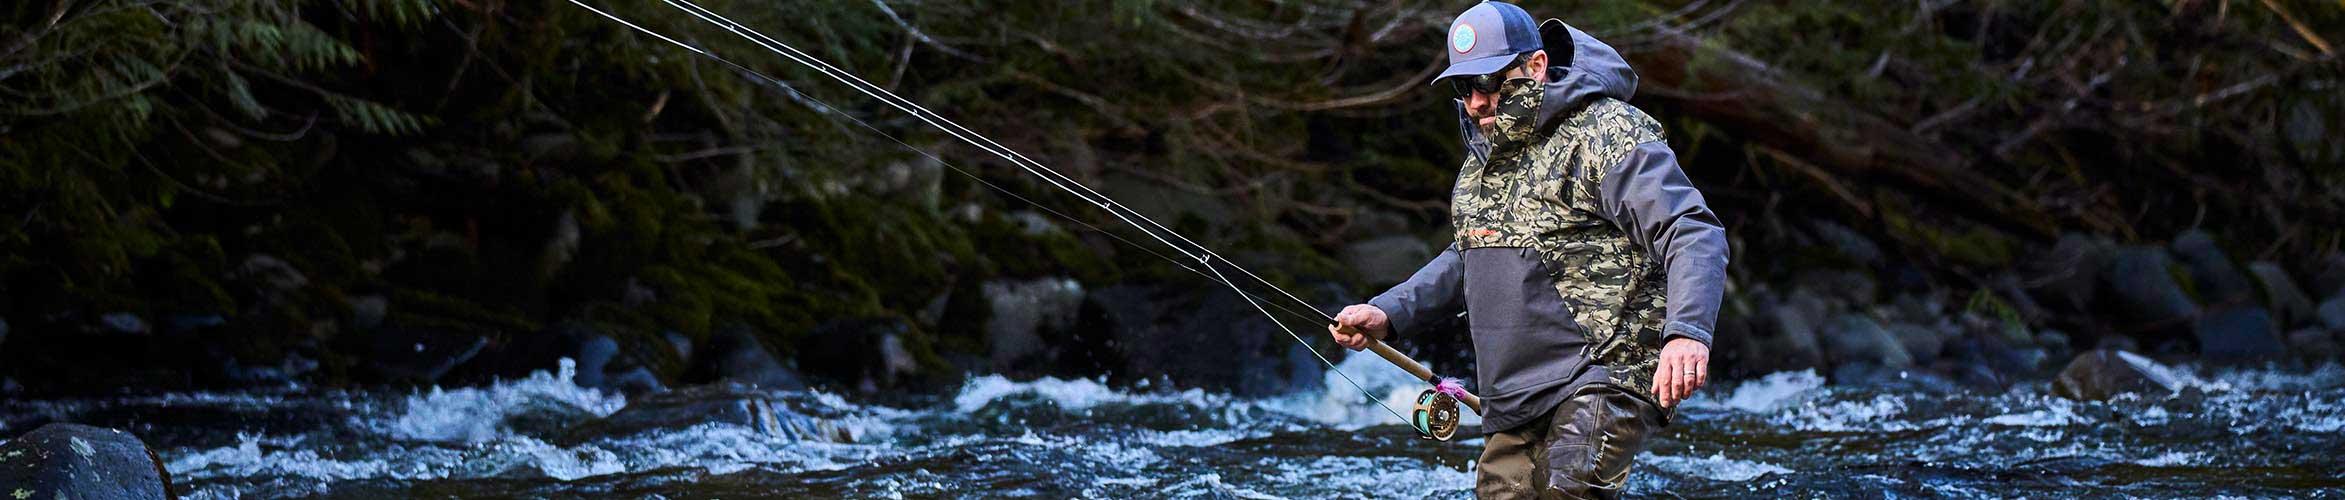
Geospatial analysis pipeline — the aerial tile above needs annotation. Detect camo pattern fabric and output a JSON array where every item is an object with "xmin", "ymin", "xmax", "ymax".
[{"xmin": 1453, "ymin": 95, "xmax": 1671, "ymax": 401}]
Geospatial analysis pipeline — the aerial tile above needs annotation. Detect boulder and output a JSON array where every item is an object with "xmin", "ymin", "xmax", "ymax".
[
  {"xmin": 2102, "ymin": 246, "xmax": 2200, "ymax": 330},
  {"xmin": 98, "ymin": 313, "xmax": 148, "ymax": 334},
  {"xmin": 1797, "ymin": 269, "xmax": 1878, "ymax": 305},
  {"xmin": 1083, "ymin": 284, "xmax": 1336, "ymax": 397},
  {"xmin": 2169, "ymin": 231, "xmax": 2254, "ymax": 304},
  {"xmin": 683, "ymin": 325, "xmax": 805, "ymax": 390},
  {"xmin": 2313, "ymin": 253, "xmax": 2345, "ymax": 299},
  {"xmin": 1341, "ymin": 236, "xmax": 1435, "ymax": 286},
  {"xmin": 2193, "ymin": 305, "xmax": 2283, "ymax": 361},
  {"xmin": 2026, "ymin": 233, "xmax": 2113, "ymax": 312},
  {"xmin": 558, "ymin": 383, "xmax": 850, "ymax": 445},
  {"xmin": 1823, "ymin": 314, "xmax": 1911, "ymax": 368},
  {"xmin": 981, "ymin": 278, "xmax": 1085, "ymax": 370},
  {"xmin": 347, "ymin": 294, "xmax": 389, "ymax": 330},
  {"xmin": 2320, "ymin": 296, "xmax": 2345, "ymax": 332},
  {"xmin": 1886, "ymin": 321, "xmax": 1946, "ymax": 363},
  {"xmin": 1759, "ymin": 289, "xmax": 1830, "ymax": 370},
  {"xmin": 796, "ymin": 318, "xmax": 922, "ymax": 392},
  {"xmin": 362, "ymin": 324, "xmax": 488, "ymax": 383},
  {"xmin": 2286, "ymin": 328, "xmax": 2340, "ymax": 361},
  {"xmin": 2247, "ymin": 261, "xmax": 2317, "ymax": 326},
  {"xmin": 0, "ymin": 423, "xmax": 173, "ymax": 500},
  {"xmin": 1806, "ymin": 219, "xmax": 1883, "ymax": 267},
  {"xmin": 2051, "ymin": 350, "xmax": 2183, "ymax": 401}
]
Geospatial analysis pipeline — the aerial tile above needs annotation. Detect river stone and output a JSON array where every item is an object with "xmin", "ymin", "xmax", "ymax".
[
  {"xmin": 1084, "ymin": 284, "xmax": 1332, "ymax": 397},
  {"xmin": 2286, "ymin": 328, "xmax": 2340, "ymax": 360},
  {"xmin": 1761, "ymin": 289, "xmax": 1829, "ymax": 370},
  {"xmin": 1342, "ymin": 236, "xmax": 1435, "ymax": 286},
  {"xmin": 2313, "ymin": 253, "xmax": 2345, "ymax": 299},
  {"xmin": 2319, "ymin": 297, "xmax": 2345, "ymax": 331},
  {"xmin": 1798, "ymin": 269, "xmax": 1877, "ymax": 305},
  {"xmin": 2170, "ymin": 231, "xmax": 2254, "ymax": 304},
  {"xmin": 1807, "ymin": 219, "xmax": 1883, "ymax": 267},
  {"xmin": 2247, "ymin": 261, "xmax": 2317, "ymax": 326},
  {"xmin": 982, "ymin": 278, "xmax": 1085, "ymax": 371},
  {"xmin": 796, "ymin": 318, "xmax": 921, "ymax": 392},
  {"xmin": 2194, "ymin": 305, "xmax": 2282, "ymax": 361},
  {"xmin": 558, "ymin": 383, "xmax": 850, "ymax": 445},
  {"xmin": 2027, "ymin": 233, "xmax": 2112, "ymax": 312},
  {"xmin": 0, "ymin": 423, "xmax": 173, "ymax": 500},
  {"xmin": 1887, "ymin": 322, "xmax": 1945, "ymax": 363},
  {"xmin": 1824, "ymin": 314, "xmax": 1911, "ymax": 368},
  {"xmin": 2052, "ymin": 350, "xmax": 2182, "ymax": 400},
  {"xmin": 2103, "ymin": 246, "xmax": 2199, "ymax": 330},
  {"xmin": 683, "ymin": 325, "xmax": 805, "ymax": 391}
]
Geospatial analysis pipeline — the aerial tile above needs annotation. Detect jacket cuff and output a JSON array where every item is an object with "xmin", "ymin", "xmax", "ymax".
[
  {"xmin": 1366, "ymin": 294, "xmax": 1413, "ymax": 339},
  {"xmin": 1661, "ymin": 320, "xmax": 1713, "ymax": 348}
]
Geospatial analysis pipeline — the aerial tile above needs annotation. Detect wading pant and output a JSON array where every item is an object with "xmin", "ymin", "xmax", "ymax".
[{"xmin": 1474, "ymin": 386, "xmax": 1664, "ymax": 500}]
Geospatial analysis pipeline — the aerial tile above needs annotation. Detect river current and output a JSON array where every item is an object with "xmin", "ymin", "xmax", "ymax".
[{"xmin": 3, "ymin": 353, "xmax": 2339, "ymax": 498}]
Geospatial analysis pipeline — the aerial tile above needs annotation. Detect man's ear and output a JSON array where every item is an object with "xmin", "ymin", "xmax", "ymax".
[{"xmin": 1524, "ymin": 50, "xmax": 1550, "ymax": 80}]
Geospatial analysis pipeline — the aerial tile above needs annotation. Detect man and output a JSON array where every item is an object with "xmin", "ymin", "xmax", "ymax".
[{"xmin": 1327, "ymin": 2, "xmax": 1730, "ymax": 498}]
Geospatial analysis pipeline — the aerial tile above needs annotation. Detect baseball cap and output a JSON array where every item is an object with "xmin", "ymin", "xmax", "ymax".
[{"xmin": 1434, "ymin": 1, "xmax": 1543, "ymax": 84}]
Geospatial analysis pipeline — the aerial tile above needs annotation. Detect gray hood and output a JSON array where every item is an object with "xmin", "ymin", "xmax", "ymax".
[
  {"xmin": 1534, "ymin": 19, "xmax": 1639, "ymax": 128},
  {"xmin": 1458, "ymin": 19, "xmax": 1640, "ymax": 160}
]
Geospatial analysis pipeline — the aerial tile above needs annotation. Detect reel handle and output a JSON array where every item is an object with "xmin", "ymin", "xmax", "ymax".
[{"xmin": 1338, "ymin": 325, "xmax": 1483, "ymax": 415}]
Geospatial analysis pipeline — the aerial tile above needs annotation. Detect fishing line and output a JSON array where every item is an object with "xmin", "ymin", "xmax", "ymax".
[
  {"xmin": 565, "ymin": 0, "xmax": 1419, "ymax": 427},
  {"xmin": 654, "ymin": 0, "xmax": 1337, "ymax": 325}
]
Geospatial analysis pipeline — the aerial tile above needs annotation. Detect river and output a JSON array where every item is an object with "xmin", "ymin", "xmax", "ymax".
[{"xmin": 3, "ymin": 353, "xmax": 2338, "ymax": 498}]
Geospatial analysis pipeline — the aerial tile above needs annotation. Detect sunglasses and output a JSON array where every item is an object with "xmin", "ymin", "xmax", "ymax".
[{"xmin": 1448, "ymin": 53, "xmax": 1532, "ymax": 98}]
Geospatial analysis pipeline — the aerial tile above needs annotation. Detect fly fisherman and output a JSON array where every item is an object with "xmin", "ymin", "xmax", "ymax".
[{"xmin": 1327, "ymin": 2, "xmax": 1730, "ymax": 498}]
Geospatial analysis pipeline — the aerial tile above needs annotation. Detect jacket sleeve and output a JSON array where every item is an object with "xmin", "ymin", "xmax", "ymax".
[
  {"xmin": 1366, "ymin": 243, "xmax": 1465, "ymax": 338},
  {"xmin": 1596, "ymin": 142, "xmax": 1731, "ymax": 347}
]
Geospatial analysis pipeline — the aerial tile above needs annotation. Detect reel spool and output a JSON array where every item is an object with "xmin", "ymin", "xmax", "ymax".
[{"xmin": 1411, "ymin": 389, "xmax": 1462, "ymax": 441}]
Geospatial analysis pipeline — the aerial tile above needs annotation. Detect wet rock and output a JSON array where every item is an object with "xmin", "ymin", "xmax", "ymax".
[
  {"xmin": 364, "ymin": 325, "xmax": 490, "ymax": 383},
  {"xmin": 558, "ymin": 383, "xmax": 850, "ymax": 445},
  {"xmin": 0, "ymin": 423, "xmax": 173, "ymax": 500},
  {"xmin": 2102, "ymin": 246, "xmax": 2200, "ymax": 330},
  {"xmin": 237, "ymin": 254, "xmax": 309, "ymax": 295},
  {"xmin": 572, "ymin": 335, "xmax": 666, "ymax": 396},
  {"xmin": 797, "ymin": 318, "xmax": 921, "ymax": 392},
  {"xmin": 1823, "ymin": 314, "xmax": 1911, "ymax": 368},
  {"xmin": 1083, "ymin": 284, "xmax": 1334, "ymax": 397},
  {"xmin": 2319, "ymin": 297, "xmax": 2345, "ymax": 331},
  {"xmin": 348, "ymin": 295, "xmax": 388, "ymax": 330},
  {"xmin": 2313, "ymin": 254, "xmax": 2345, "ymax": 299},
  {"xmin": 683, "ymin": 325, "xmax": 805, "ymax": 390},
  {"xmin": 1886, "ymin": 322, "xmax": 1946, "ymax": 363},
  {"xmin": 2051, "ymin": 350, "xmax": 2182, "ymax": 401},
  {"xmin": 2194, "ymin": 305, "xmax": 2282, "ymax": 361},
  {"xmin": 2026, "ymin": 233, "xmax": 2112, "ymax": 312},
  {"xmin": 1760, "ymin": 289, "xmax": 1829, "ymax": 370},
  {"xmin": 2169, "ymin": 230, "xmax": 2253, "ymax": 304},
  {"xmin": 2286, "ymin": 328, "xmax": 2340, "ymax": 360},
  {"xmin": 99, "ymin": 313, "xmax": 149, "ymax": 334},
  {"xmin": 2247, "ymin": 261, "xmax": 2317, "ymax": 326},
  {"xmin": 1798, "ymin": 269, "xmax": 1877, "ymax": 305},
  {"xmin": 1807, "ymin": 219, "xmax": 1883, "ymax": 267},
  {"xmin": 1341, "ymin": 236, "xmax": 1434, "ymax": 285},
  {"xmin": 982, "ymin": 278, "xmax": 1085, "ymax": 370}
]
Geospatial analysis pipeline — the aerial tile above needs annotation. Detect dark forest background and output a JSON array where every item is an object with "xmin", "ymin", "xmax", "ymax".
[{"xmin": 4, "ymin": 0, "xmax": 2341, "ymax": 397}]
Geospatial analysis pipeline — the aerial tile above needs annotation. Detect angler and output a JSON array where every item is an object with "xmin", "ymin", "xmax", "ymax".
[{"xmin": 1328, "ymin": 2, "xmax": 1732, "ymax": 498}]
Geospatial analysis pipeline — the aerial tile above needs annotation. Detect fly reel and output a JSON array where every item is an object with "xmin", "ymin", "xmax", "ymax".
[{"xmin": 1411, "ymin": 389, "xmax": 1462, "ymax": 441}]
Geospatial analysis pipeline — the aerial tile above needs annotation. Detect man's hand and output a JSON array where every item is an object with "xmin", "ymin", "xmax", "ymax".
[
  {"xmin": 1328, "ymin": 304, "xmax": 1390, "ymax": 351},
  {"xmin": 1653, "ymin": 338, "xmax": 1710, "ymax": 408}
]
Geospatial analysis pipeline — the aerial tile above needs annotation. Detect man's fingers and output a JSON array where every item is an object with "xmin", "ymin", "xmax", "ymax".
[
  {"xmin": 1694, "ymin": 356, "xmax": 1709, "ymax": 391},
  {"xmin": 1655, "ymin": 361, "xmax": 1677, "ymax": 407}
]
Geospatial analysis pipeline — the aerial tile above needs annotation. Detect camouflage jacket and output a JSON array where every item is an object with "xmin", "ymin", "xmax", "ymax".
[{"xmin": 1369, "ymin": 22, "xmax": 1729, "ymax": 433}]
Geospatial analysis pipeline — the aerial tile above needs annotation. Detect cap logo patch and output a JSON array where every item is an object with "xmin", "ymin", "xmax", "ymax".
[{"xmin": 1451, "ymin": 24, "xmax": 1476, "ymax": 54}]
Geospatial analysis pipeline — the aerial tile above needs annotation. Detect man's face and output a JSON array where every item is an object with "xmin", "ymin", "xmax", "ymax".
[{"xmin": 1460, "ymin": 51, "xmax": 1547, "ymax": 134}]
